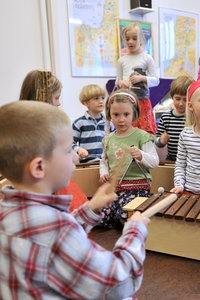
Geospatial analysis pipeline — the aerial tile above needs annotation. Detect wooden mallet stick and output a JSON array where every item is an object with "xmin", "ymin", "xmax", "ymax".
[{"xmin": 142, "ymin": 188, "xmax": 178, "ymax": 218}]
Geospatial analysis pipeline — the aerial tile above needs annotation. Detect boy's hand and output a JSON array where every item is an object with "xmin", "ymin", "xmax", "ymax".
[
  {"xmin": 78, "ymin": 147, "xmax": 88, "ymax": 158},
  {"xmin": 128, "ymin": 211, "xmax": 150, "ymax": 227},
  {"xmin": 88, "ymin": 182, "xmax": 117, "ymax": 213},
  {"xmin": 160, "ymin": 132, "xmax": 169, "ymax": 145}
]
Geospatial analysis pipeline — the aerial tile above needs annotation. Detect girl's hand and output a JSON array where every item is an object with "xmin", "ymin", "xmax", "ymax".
[
  {"xmin": 170, "ymin": 187, "xmax": 183, "ymax": 194},
  {"xmin": 118, "ymin": 80, "xmax": 129, "ymax": 89},
  {"xmin": 88, "ymin": 182, "xmax": 118, "ymax": 213},
  {"xmin": 130, "ymin": 146, "xmax": 142, "ymax": 161},
  {"xmin": 129, "ymin": 75, "xmax": 144, "ymax": 84},
  {"xmin": 78, "ymin": 147, "xmax": 88, "ymax": 158},
  {"xmin": 99, "ymin": 174, "xmax": 110, "ymax": 185}
]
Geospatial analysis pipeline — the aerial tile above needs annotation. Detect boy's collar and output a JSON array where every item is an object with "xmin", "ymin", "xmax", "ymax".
[{"xmin": 0, "ymin": 185, "xmax": 72, "ymax": 212}]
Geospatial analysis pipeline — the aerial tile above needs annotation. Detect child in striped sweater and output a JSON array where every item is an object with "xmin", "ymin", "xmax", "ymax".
[
  {"xmin": 72, "ymin": 84, "xmax": 109, "ymax": 163},
  {"xmin": 155, "ymin": 75, "xmax": 194, "ymax": 161}
]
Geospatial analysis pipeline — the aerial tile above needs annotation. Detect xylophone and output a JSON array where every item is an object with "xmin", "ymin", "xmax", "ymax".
[{"xmin": 123, "ymin": 191, "xmax": 200, "ymax": 260}]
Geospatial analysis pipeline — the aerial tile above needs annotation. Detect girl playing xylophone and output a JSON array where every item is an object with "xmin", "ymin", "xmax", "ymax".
[
  {"xmin": 99, "ymin": 89, "xmax": 159, "ymax": 228},
  {"xmin": 171, "ymin": 79, "xmax": 200, "ymax": 195}
]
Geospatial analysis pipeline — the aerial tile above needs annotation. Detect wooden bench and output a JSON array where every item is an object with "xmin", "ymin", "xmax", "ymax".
[
  {"xmin": 0, "ymin": 161, "xmax": 175, "ymax": 198},
  {"xmin": 72, "ymin": 161, "xmax": 175, "ymax": 197}
]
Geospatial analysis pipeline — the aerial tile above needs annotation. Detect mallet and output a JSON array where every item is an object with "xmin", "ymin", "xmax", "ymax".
[{"xmin": 141, "ymin": 187, "xmax": 178, "ymax": 218}]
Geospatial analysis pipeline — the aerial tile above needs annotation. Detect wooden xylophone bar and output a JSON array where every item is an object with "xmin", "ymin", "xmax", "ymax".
[{"xmin": 123, "ymin": 193, "xmax": 200, "ymax": 260}]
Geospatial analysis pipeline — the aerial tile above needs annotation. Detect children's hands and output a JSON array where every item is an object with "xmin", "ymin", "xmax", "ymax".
[
  {"xmin": 78, "ymin": 147, "xmax": 89, "ymax": 158},
  {"xmin": 170, "ymin": 187, "xmax": 183, "ymax": 194},
  {"xmin": 160, "ymin": 132, "xmax": 170, "ymax": 145},
  {"xmin": 128, "ymin": 211, "xmax": 150, "ymax": 227},
  {"xmin": 99, "ymin": 174, "xmax": 110, "ymax": 184},
  {"xmin": 118, "ymin": 80, "xmax": 129, "ymax": 89},
  {"xmin": 88, "ymin": 182, "xmax": 117, "ymax": 213},
  {"xmin": 129, "ymin": 75, "xmax": 146, "ymax": 84},
  {"xmin": 130, "ymin": 146, "xmax": 142, "ymax": 161},
  {"xmin": 129, "ymin": 74, "xmax": 143, "ymax": 84}
]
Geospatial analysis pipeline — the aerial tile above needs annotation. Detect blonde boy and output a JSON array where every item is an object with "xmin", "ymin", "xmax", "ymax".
[
  {"xmin": 0, "ymin": 101, "xmax": 149, "ymax": 300},
  {"xmin": 72, "ymin": 84, "xmax": 107, "ymax": 163}
]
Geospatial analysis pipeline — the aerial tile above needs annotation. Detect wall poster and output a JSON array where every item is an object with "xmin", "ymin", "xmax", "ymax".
[
  {"xmin": 159, "ymin": 7, "xmax": 199, "ymax": 78},
  {"xmin": 67, "ymin": 0, "xmax": 119, "ymax": 77}
]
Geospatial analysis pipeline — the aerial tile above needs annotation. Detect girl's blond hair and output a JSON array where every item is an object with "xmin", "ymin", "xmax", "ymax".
[
  {"xmin": 185, "ymin": 81, "xmax": 200, "ymax": 127},
  {"xmin": 185, "ymin": 90, "xmax": 196, "ymax": 127},
  {"xmin": 19, "ymin": 70, "xmax": 62, "ymax": 104},
  {"xmin": 122, "ymin": 23, "xmax": 146, "ymax": 48}
]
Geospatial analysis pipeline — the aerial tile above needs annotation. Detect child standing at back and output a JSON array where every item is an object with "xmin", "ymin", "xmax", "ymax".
[
  {"xmin": 155, "ymin": 75, "xmax": 194, "ymax": 161},
  {"xmin": 171, "ymin": 79, "xmax": 200, "ymax": 195},
  {"xmin": 99, "ymin": 89, "xmax": 159, "ymax": 228},
  {"xmin": 0, "ymin": 100, "xmax": 150, "ymax": 300},
  {"xmin": 72, "ymin": 84, "xmax": 109, "ymax": 163},
  {"xmin": 19, "ymin": 69, "xmax": 88, "ymax": 212},
  {"xmin": 116, "ymin": 22, "xmax": 159, "ymax": 135}
]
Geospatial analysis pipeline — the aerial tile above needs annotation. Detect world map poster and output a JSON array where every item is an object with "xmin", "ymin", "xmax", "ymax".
[
  {"xmin": 67, "ymin": 0, "xmax": 119, "ymax": 77},
  {"xmin": 159, "ymin": 8, "xmax": 199, "ymax": 78}
]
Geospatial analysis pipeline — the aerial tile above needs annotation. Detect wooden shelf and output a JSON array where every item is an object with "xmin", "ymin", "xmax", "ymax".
[{"xmin": 129, "ymin": 7, "xmax": 155, "ymax": 15}]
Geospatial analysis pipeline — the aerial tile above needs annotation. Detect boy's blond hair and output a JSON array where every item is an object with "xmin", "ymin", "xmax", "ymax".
[
  {"xmin": 79, "ymin": 84, "xmax": 105, "ymax": 104},
  {"xmin": 0, "ymin": 101, "xmax": 69, "ymax": 183},
  {"xmin": 122, "ymin": 23, "xmax": 146, "ymax": 48},
  {"xmin": 170, "ymin": 75, "xmax": 194, "ymax": 98},
  {"xmin": 19, "ymin": 70, "xmax": 62, "ymax": 104}
]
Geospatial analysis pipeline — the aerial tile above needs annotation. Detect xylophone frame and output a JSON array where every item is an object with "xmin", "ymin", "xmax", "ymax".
[{"xmin": 123, "ymin": 194, "xmax": 200, "ymax": 261}]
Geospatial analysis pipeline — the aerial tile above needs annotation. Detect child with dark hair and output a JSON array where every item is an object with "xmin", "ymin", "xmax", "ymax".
[{"xmin": 155, "ymin": 75, "xmax": 194, "ymax": 161}]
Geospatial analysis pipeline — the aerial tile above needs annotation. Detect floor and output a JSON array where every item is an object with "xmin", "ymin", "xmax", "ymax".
[{"xmin": 89, "ymin": 226, "xmax": 200, "ymax": 300}]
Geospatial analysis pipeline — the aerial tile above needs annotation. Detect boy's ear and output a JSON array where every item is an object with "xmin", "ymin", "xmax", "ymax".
[
  {"xmin": 83, "ymin": 100, "xmax": 89, "ymax": 107},
  {"xmin": 29, "ymin": 157, "xmax": 45, "ymax": 179}
]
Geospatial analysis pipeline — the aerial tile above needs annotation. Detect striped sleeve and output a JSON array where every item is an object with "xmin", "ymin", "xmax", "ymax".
[{"xmin": 174, "ymin": 127, "xmax": 200, "ymax": 193}]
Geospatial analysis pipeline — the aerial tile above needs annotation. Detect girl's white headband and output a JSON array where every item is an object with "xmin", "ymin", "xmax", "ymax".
[{"xmin": 108, "ymin": 92, "xmax": 136, "ymax": 105}]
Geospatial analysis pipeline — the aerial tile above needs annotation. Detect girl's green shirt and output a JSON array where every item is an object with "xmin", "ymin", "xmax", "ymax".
[{"xmin": 103, "ymin": 127, "xmax": 155, "ymax": 181}]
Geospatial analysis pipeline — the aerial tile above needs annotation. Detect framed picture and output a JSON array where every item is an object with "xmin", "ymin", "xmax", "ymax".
[
  {"xmin": 159, "ymin": 7, "xmax": 199, "ymax": 78},
  {"xmin": 117, "ymin": 19, "xmax": 153, "ymax": 57},
  {"xmin": 67, "ymin": 0, "xmax": 119, "ymax": 77}
]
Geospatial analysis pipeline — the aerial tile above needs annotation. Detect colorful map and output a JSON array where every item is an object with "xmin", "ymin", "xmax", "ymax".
[
  {"xmin": 68, "ymin": 0, "xmax": 119, "ymax": 77},
  {"xmin": 159, "ymin": 8, "xmax": 198, "ymax": 78}
]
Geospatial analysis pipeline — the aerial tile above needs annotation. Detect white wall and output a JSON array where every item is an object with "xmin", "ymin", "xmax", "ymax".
[
  {"xmin": 0, "ymin": 0, "xmax": 51, "ymax": 104},
  {"xmin": 0, "ymin": 0, "xmax": 200, "ymax": 122}
]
